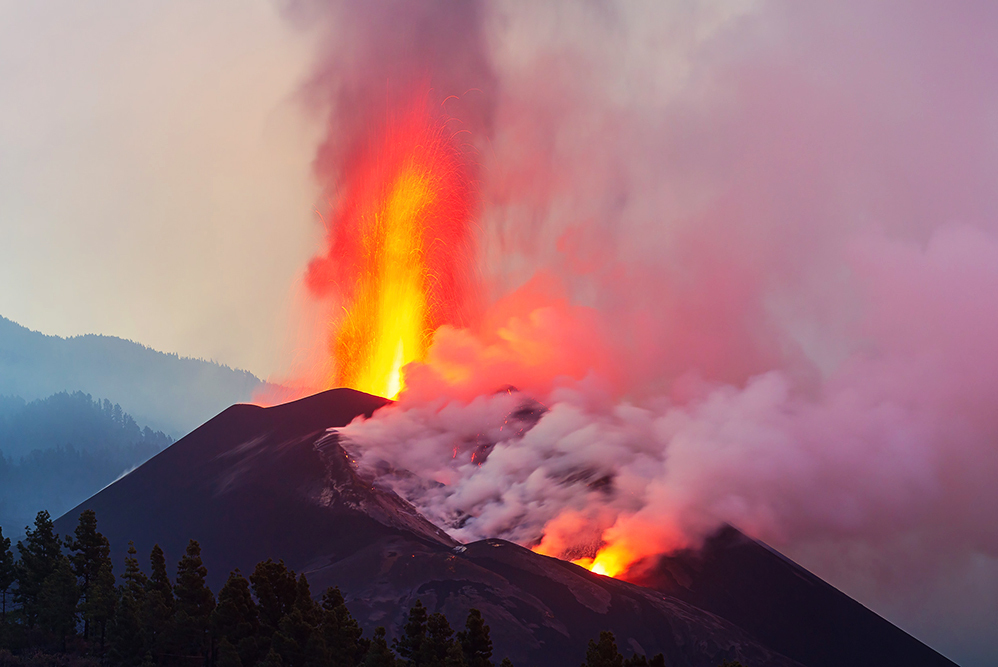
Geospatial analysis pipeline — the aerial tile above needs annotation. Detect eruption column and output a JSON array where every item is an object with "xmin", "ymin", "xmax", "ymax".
[{"xmin": 306, "ymin": 100, "xmax": 475, "ymax": 399}]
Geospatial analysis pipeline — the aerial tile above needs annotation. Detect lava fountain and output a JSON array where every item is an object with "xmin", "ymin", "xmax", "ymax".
[{"xmin": 306, "ymin": 99, "xmax": 476, "ymax": 399}]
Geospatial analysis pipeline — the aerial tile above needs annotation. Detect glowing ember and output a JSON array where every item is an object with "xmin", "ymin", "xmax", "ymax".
[{"xmin": 306, "ymin": 99, "xmax": 475, "ymax": 399}]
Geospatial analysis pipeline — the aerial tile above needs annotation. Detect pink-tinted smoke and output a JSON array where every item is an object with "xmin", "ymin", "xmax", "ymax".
[{"xmin": 284, "ymin": 2, "xmax": 998, "ymax": 664}]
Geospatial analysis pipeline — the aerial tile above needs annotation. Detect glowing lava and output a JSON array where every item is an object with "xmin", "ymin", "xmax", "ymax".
[
  {"xmin": 572, "ymin": 544, "xmax": 632, "ymax": 579},
  {"xmin": 306, "ymin": 100, "xmax": 475, "ymax": 399}
]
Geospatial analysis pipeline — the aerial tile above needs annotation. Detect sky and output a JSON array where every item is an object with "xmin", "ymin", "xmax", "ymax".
[
  {"xmin": 3, "ymin": 2, "xmax": 998, "ymax": 665},
  {"xmin": 0, "ymin": 0, "xmax": 322, "ymax": 378}
]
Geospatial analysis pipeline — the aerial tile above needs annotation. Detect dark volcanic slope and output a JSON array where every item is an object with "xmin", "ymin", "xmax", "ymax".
[
  {"xmin": 51, "ymin": 390, "xmax": 953, "ymax": 666},
  {"xmin": 310, "ymin": 536, "xmax": 800, "ymax": 667},
  {"xmin": 630, "ymin": 526, "xmax": 957, "ymax": 667},
  {"xmin": 55, "ymin": 389, "xmax": 796, "ymax": 667},
  {"xmin": 54, "ymin": 389, "xmax": 455, "ymax": 588}
]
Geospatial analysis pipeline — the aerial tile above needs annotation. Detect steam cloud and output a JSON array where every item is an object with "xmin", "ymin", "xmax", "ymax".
[{"xmin": 286, "ymin": 2, "xmax": 998, "ymax": 664}]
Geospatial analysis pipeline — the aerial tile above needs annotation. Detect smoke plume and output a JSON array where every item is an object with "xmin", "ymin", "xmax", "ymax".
[{"xmin": 284, "ymin": 2, "xmax": 998, "ymax": 664}]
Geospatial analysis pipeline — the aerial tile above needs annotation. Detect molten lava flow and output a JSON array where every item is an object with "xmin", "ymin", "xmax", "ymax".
[
  {"xmin": 306, "ymin": 101, "xmax": 475, "ymax": 399},
  {"xmin": 572, "ymin": 544, "xmax": 633, "ymax": 579}
]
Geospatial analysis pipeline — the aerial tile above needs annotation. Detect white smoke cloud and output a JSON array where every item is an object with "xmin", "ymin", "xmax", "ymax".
[
  {"xmin": 339, "ymin": 222, "xmax": 998, "ymax": 665},
  {"xmin": 295, "ymin": 1, "xmax": 998, "ymax": 664}
]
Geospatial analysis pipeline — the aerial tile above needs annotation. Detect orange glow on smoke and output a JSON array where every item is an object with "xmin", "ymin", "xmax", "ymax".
[
  {"xmin": 535, "ymin": 512, "xmax": 681, "ymax": 581},
  {"xmin": 306, "ymin": 99, "xmax": 475, "ymax": 399}
]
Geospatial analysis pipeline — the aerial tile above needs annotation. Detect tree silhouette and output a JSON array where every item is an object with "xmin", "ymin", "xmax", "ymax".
[
  {"xmin": 81, "ymin": 560, "xmax": 116, "ymax": 652},
  {"xmin": 458, "ymin": 608, "xmax": 493, "ymax": 667},
  {"xmin": 395, "ymin": 599, "xmax": 429, "ymax": 665},
  {"xmin": 259, "ymin": 648, "xmax": 285, "ymax": 667},
  {"xmin": 272, "ymin": 574, "xmax": 321, "ymax": 667},
  {"xmin": 250, "ymin": 559, "xmax": 298, "ymax": 636},
  {"xmin": 0, "ymin": 509, "xmax": 520, "ymax": 667},
  {"xmin": 363, "ymin": 627, "xmax": 397, "ymax": 667},
  {"xmin": 320, "ymin": 586, "xmax": 365, "ymax": 666},
  {"xmin": 216, "ymin": 638, "xmax": 243, "ymax": 667},
  {"xmin": 67, "ymin": 509, "xmax": 113, "ymax": 641},
  {"xmin": 583, "ymin": 631, "xmax": 623, "ymax": 667},
  {"xmin": 0, "ymin": 526, "xmax": 14, "ymax": 625},
  {"xmin": 623, "ymin": 652, "xmax": 665, "ymax": 667},
  {"xmin": 15, "ymin": 510, "xmax": 62, "ymax": 628},
  {"xmin": 108, "ymin": 541, "xmax": 148, "ymax": 666},
  {"xmin": 143, "ymin": 543, "xmax": 175, "ymax": 660},
  {"xmin": 38, "ymin": 556, "xmax": 78, "ymax": 651},
  {"xmin": 174, "ymin": 540, "xmax": 216, "ymax": 661},
  {"xmin": 212, "ymin": 569, "xmax": 260, "ymax": 666},
  {"xmin": 423, "ymin": 612, "xmax": 459, "ymax": 666}
]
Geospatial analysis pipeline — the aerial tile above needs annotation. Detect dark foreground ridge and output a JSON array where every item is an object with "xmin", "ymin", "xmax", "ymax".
[{"xmin": 53, "ymin": 389, "xmax": 955, "ymax": 667}]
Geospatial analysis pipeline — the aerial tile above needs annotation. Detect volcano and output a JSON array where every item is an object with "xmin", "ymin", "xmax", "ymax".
[{"xmin": 55, "ymin": 390, "xmax": 955, "ymax": 667}]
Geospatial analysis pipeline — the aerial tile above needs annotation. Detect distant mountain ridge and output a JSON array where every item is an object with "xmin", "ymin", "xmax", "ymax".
[
  {"xmin": 0, "ymin": 390, "xmax": 170, "ymax": 459},
  {"xmin": 0, "ymin": 315, "xmax": 266, "ymax": 437},
  {"xmin": 1, "ymin": 391, "xmax": 172, "ymax": 539}
]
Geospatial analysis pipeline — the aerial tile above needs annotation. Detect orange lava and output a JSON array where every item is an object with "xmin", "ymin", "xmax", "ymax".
[
  {"xmin": 306, "ymin": 99, "xmax": 475, "ymax": 399},
  {"xmin": 571, "ymin": 544, "xmax": 634, "ymax": 579}
]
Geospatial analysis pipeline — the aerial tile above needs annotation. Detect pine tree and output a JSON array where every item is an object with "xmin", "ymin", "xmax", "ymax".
[
  {"xmin": 122, "ymin": 542, "xmax": 149, "ymax": 598},
  {"xmin": 174, "ymin": 540, "xmax": 215, "ymax": 662},
  {"xmin": 424, "ymin": 612, "xmax": 459, "ymax": 666},
  {"xmin": 319, "ymin": 586, "xmax": 364, "ymax": 667},
  {"xmin": 66, "ymin": 509, "xmax": 112, "ymax": 640},
  {"xmin": 38, "ymin": 555, "xmax": 79, "ymax": 651},
  {"xmin": 270, "ymin": 628, "xmax": 297, "ymax": 667},
  {"xmin": 458, "ymin": 609, "xmax": 493, "ymax": 667},
  {"xmin": 15, "ymin": 510, "xmax": 62, "ymax": 627},
  {"xmin": 395, "ymin": 599, "xmax": 429, "ymax": 665},
  {"xmin": 499, "ymin": 659, "xmax": 513, "ymax": 667},
  {"xmin": 0, "ymin": 526, "xmax": 14, "ymax": 625},
  {"xmin": 108, "ymin": 542, "xmax": 148, "ymax": 666},
  {"xmin": 292, "ymin": 574, "xmax": 319, "ymax": 624},
  {"xmin": 363, "ymin": 627, "xmax": 397, "ymax": 667},
  {"xmin": 272, "ymin": 574, "xmax": 322, "ymax": 667},
  {"xmin": 81, "ymin": 560, "xmax": 117, "ymax": 652},
  {"xmin": 445, "ymin": 642, "xmax": 467, "ymax": 667},
  {"xmin": 250, "ymin": 559, "xmax": 298, "ymax": 635},
  {"xmin": 147, "ymin": 545, "xmax": 173, "ymax": 602},
  {"xmin": 212, "ymin": 570, "xmax": 260, "ymax": 667},
  {"xmin": 583, "ymin": 631, "xmax": 623, "ymax": 667},
  {"xmin": 217, "ymin": 638, "xmax": 243, "ymax": 667},
  {"xmin": 260, "ymin": 648, "xmax": 285, "ymax": 667},
  {"xmin": 143, "ymin": 544, "xmax": 175, "ymax": 661}
]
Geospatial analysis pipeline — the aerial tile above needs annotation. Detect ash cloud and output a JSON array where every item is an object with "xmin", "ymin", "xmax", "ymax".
[
  {"xmin": 284, "ymin": 0, "xmax": 497, "ymax": 183},
  {"xmin": 291, "ymin": 2, "xmax": 998, "ymax": 664}
]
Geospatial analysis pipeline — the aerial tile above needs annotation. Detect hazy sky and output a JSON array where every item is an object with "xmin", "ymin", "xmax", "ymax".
[
  {"xmin": 0, "ymin": 0, "xmax": 322, "ymax": 378},
  {"xmin": 4, "ymin": 3, "xmax": 998, "ymax": 663}
]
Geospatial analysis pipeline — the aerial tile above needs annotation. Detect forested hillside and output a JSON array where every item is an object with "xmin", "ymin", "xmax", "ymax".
[
  {"xmin": 0, "ymin": 316, "xmax": 265, "ymax": 437},
  {"xmin": 0, "ymin": 392, "xmax": 171, "ymax": 538}
]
